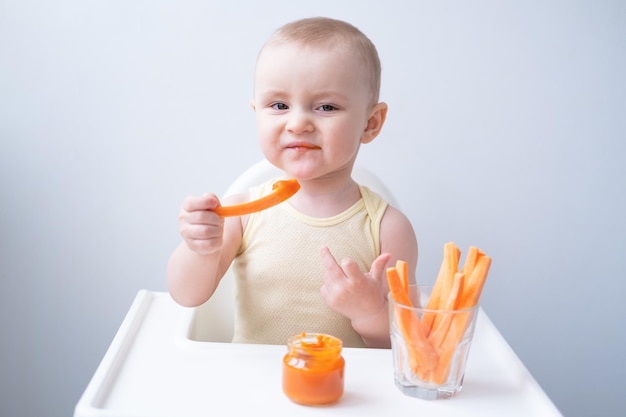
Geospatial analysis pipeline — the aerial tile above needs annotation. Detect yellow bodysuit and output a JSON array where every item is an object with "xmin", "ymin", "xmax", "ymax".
[{"xmin": 231, "ymin": 178, "xmax": 389, "ymax": 347}]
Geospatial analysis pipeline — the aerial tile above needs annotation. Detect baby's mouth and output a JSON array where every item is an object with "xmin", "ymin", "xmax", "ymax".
[{"xmin": 286, "ymin": 142, "xmax": 321, "ymax": 151}]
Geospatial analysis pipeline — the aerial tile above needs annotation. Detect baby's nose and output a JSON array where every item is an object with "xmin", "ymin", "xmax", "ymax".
[{"xmin": 285, "ymin": 109, "xmax": 314, "ymax": 134}]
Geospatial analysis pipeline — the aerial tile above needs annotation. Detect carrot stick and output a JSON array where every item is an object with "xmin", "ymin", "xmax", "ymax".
[
  {"xmin": 388, "ymin": 245, "xmax": 491, "ymax": 385},
  {"xmin": 431, "ymin": 254, "xmax": 491, "ymax": 383},
  {"xmin": 429, "ymin": 307, "xmax": 476, "ymax": 384},
  {"xmin": 461, "ymin": 246, "xmax": 479, "ymax": 279},
  {"xmin": 213, "ymin": 179, "xmax": 300, "ymax": 217},
  {"xmin": 387, "ymin": 267, "xmax": 439, "ymax": 380},
  {"xmin": 421, "ymin": 264, "xmax": 445, "ymax": 333},
  {"xmin": 458, "ymin": 253, "xmax": 491, "ymax": 309},
  {"xmin": 427, "ymin": 272, "xmax": 465, "ymax": 350},
  {"xmin": 396, "ymin": 260, "xmax": 409, "ymax": 296},
  {"xmin": 423, "ymin": 242, "xmax": 460, "ymax": 333},
  {"xmin": 386, "ymin": 266, "xmax": 412, "ymax": 307}
]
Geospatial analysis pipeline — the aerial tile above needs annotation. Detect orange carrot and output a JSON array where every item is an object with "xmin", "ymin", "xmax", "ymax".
[
  {"xmin": 431, "ymin": 251, "xmax": 491, "ymax": 383},
  {"xmin": 213, "ymin": 179, "xmax": 300, "ymax": 217},
  {"xmin": 427, "ymin": 271, "xmax": 465, "ymax": 350},
  {"xmin": 459, "ymin": 253, "xmax": 491, "ymax": 309},
  {"xmin": 429, "ymin": 307, "xmax": 477, "ymax": 384},
  {"xmin": 386, "ymin": 266, "xmax": 411, "ymax": 307},
  {"xmin": 423, "ymin": 242, "xmax": 460, "ymax": 333},
  {"xmin": 396, "ymin": 260, "xmax": 409, "ymax": 296},
  {"xmin": 386, "ymin": 266, "xmax": 439, "ymax": 380},
  {"xmin": 390, "ymin": 244, "xmax": 491, "ymax": 385},
  {"xmin": 461, "ymin": 246, "xmax": 479, "ymax": 280}
]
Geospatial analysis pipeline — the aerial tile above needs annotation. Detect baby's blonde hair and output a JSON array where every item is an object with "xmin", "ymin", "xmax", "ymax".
[{"xmin": 260, "ymin": 17, "xmax": 382, "ymax": 104}]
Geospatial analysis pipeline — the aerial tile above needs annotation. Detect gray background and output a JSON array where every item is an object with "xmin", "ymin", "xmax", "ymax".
[{"xmin": 1, "ymin": 1, "xmax": 624, "ymax": 416}]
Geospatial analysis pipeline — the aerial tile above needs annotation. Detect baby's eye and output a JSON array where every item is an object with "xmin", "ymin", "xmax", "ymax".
[
  {"xmin": 271, "ymin": 102, "xmax": 289, "ymax": 110},
  {"xmin": 318, "ymin": 104, "xmax": 337, "ymax": 112}
]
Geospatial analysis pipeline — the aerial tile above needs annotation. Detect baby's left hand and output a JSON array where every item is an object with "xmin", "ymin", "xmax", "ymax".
[{"xmin": 319, "ymin": 246, "xmax": 392, "ymax": 322}]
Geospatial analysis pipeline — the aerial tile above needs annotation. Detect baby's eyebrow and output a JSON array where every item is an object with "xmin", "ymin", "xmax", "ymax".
[
  {"xmin": 255, "ymin": 85, "xmax": 286, "ymax": 95},
  {"xmin": 255, "ymin": 88, "xmax": 352, "ymax": 105},
  {"xmin": 255, "ymin": 89, "xmax": 288, "ymax": 101},
  {"xmin": 308, "ymin": 90, "xmax": 351, "ymax": 102}
]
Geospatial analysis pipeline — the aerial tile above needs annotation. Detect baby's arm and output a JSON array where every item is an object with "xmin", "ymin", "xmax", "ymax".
[
  {"xmin": 166, "ymin": 193, "xmax": 243, "ymax": 307},
  {"xmin": 320, "ymin": 206, "xmax": 418, "ymax": 348}
]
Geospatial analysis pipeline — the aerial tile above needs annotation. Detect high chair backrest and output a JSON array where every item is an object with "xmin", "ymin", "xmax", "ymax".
[{"xmin": 185, "ymin": 159, "xmax": 398, "ymax": 343}]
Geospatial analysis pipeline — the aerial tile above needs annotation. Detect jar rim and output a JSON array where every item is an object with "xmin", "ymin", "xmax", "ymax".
[{"xmin": 287, "ymin": 332, "xmax": 343, "ymax": 351}]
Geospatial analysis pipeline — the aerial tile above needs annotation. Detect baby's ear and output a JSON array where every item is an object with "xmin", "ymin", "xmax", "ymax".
[{"xmin": 361, "ymin": 102, "xmax": 388, "ymax": 144}]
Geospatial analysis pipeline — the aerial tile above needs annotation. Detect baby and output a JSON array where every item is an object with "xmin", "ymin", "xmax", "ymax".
[{"xmin": 167, "ymin": 17, "xmax": 418, "ymax": 348}]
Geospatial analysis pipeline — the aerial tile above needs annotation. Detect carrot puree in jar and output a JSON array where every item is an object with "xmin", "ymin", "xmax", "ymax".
[{"xmin": 282, "ymin": 333, "xmax": 345, "ymax": 405}]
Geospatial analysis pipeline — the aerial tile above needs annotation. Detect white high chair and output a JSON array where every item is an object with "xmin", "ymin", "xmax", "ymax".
[{"xmin": 185, "ymin": 159, "xmax": 397, "ymax": 343}]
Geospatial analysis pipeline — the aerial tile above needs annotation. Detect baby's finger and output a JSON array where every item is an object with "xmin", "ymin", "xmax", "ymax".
[
  {"xmin": 183, "ymin": 222, "xmax": 221, "ymax": 240},
  {"xmin": 339, "ymin": 257, "xmax": 363, "ymax": 281},
  {"xmin": 320, "ymin": 246, "xmax": 341, "ymax": 271},
  {"xmin": 183, "ymin": 209, "xmax": 221, "ymax": 226},
  {"xmin": 181, "ymin": 193, "xmax": 220, "ymax": 212},
  {"xmin": 369, "ymin": 253, "xmax": 393, "ymax": 281}
]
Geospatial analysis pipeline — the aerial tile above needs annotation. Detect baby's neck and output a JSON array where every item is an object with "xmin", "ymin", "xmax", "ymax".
[{"xmin": 289, "ymin": 179, "xmax": 361, "ymax": 218}]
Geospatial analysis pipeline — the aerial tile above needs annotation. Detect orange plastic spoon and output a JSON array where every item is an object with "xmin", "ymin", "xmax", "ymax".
[{"xmin": 213, "ymin": 179, "xmax": 300, "ymax": 217}]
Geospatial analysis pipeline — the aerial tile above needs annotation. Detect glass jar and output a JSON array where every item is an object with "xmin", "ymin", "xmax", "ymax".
[{"xmin": 282, "ymin": 333, "xmax": 345, "ymax": 405}]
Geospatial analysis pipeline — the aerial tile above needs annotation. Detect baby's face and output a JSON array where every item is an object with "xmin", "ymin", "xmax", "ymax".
[{"xmin": 252, "ymin": 42, "xmax": 376, "ymax": 180}]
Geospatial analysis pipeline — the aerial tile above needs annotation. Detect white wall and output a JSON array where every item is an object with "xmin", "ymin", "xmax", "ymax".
[{"xmin": 1, "ymin": 1, "xmax": 624, "ymax": 416}]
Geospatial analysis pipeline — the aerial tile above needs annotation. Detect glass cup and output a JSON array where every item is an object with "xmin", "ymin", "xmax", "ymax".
[{"xmin": 388, "ymin": 285, "xmax": 479, "ymax": 400}]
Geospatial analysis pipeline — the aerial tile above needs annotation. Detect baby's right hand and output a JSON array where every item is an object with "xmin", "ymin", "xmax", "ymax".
[{"xmin": 178, "ymin": 193, "xmax": 224, "ymax": 256}]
